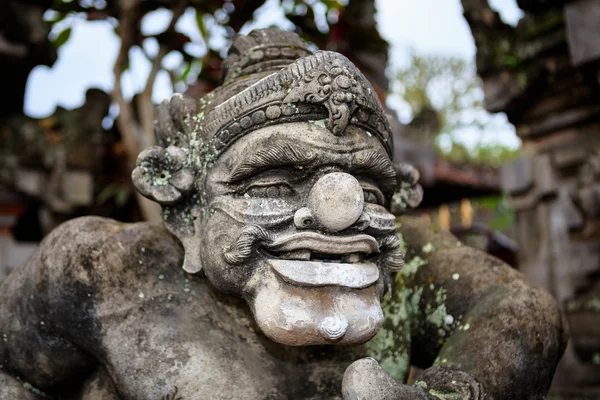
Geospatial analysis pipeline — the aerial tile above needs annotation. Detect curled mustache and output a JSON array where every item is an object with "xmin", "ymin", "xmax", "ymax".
[
  {"xmin": 378, "ymin": 234, "xmax": 405, "ymax": 295},
  {"xmin": 223, "ymin": 225, "xmax": 273, "ymax": 265},
  {"xmin": 224, "ymin": 225, "xmax": 405, "ymax": 276},
  {"xmin": 378, "ymin": 234, "xmax": 405, "ymax": 273}
]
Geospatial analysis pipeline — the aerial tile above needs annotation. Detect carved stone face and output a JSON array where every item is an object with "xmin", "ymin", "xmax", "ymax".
[
  {"xmin": 132, "ymin": 29, "xmax": 415, "ymax": 347},
  {"xmin": 197, "ymin": 122, "xmax": 401, "ymax": 346}
]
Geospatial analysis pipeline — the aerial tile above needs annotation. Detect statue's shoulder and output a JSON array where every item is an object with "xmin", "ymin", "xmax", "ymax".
[{"xmin": 40, "ymin": 216, "xmax": 183, "ymax": 280}]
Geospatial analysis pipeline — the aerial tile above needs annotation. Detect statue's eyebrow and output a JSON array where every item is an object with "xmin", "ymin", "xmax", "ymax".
[
  {"xmin": 227, "ymin": 143, "xmax": 317, "ymax": 182},
  {"xmin": 227, "ymin": 144, "xmax": 397, "ymax": 194},
  {"xmin": 351, "ymin": 151, "xmax": 397, "ymax": 195}
]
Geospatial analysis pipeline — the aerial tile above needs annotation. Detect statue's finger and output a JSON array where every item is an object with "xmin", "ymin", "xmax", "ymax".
[{"xmin": 342, "ymin": 358, "xmax": 432, "ymax": 400}]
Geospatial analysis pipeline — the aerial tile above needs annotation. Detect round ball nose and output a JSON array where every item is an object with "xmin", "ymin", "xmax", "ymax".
[{"xmin": 307, "ymin": 172, "xmax": 364, "ymax": 232}]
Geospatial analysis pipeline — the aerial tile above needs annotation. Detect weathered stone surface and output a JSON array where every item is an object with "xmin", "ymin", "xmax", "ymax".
[
  {"xmin": 0, "ymin": 88, "xmax": 112, "ymax": 234},
  {"xmin": 565, "ymin": 0, "xmax": 600, "ymax": 66},
  {"xmin": 462, "ymin": 1, "xmax": 600, "ymax": 390},
  {"xmin": 0, "ymin": 28, "xmax": 567, "ymax": 399},
  {"xmin": 501, "ymin": 156, "xmax": 533, "ymax": 195},
  {"xmin": 0, "ymin": 371, "xmax": 44, "ymax": 399}
]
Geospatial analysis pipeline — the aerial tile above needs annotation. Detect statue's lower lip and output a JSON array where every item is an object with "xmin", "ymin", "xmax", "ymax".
[{"xmin": 266, "ymin": 258, "xmax": 379, "ymax": 289}]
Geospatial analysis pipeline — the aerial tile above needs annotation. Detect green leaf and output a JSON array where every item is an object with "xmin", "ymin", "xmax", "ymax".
[
  {"xmin": 179, "ymin": 62, "xmax": 193, "ymax": 82},
  {"xmin": 53, "ymin": 27, "xmax": 72, "ymax": 49},
  {"xmin": 115, "ymin": 187, "xmax": 131, "ymax": 207},
  {"xmin": 195, "ymin": 10, "xmax": 208, "ymax": 40},
  {"xmin": 97, "ymin": 184, "xmax": 131, "ymax": 207},
  {"xmin": 322, "ymin": 0, "xmax": 344, "ymax": 11},
  {"xmin": 96, "ymin": 184, "xmax": 116, "ymax": 205},
  {"xmin": 502, "ymin": 55, "xmax": 521, "ymax": 69},
  {"xmin": 122, "ymin": 54, "xmax": 130, "ymax": 72}
]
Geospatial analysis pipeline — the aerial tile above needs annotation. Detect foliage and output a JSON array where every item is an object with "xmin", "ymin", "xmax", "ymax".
[
  {"xmin": 45, "ymin": 0, "xmax": 347, "ymax": 90},
  {"xmin": 52, "ymin": 26, "xmax": 72, "ymax": 48},
  {"xmin": 471, "ymin": 194, "xmax": 515, "ymax": 233},
  {"xmin": 392, "ymin": 51, "xmax": 520, "ymax": 167},
  {"xmin": 436, "ymin": 138, "xmax": 520, "ymax": 168}
]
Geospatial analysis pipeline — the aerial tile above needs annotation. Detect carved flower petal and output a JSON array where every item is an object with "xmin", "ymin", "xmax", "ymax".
[
  {"xmin": 170, "ymin": 169, "xmax": 195, "ymax": 193},
  {"xmin": 136, "ymin": 146, "xmax": 166, "ymax": 166},
  {"xmin": 151, "ymin": 185, "xmax": 182, "ymax": 205},
  {"xmin": 406, "ymin": 184, "xmax": 424, "ymax": 208},
  {"xmin": 166, "ymin": 145, "xmax": 188, "ymax": 171},
  {"xmin": 396, "ymin": 163, "xmax": 420, "ymax": 185},
  {"xmin": 131, "ymin": 166, "xmax": 155, "ymax": 199}
]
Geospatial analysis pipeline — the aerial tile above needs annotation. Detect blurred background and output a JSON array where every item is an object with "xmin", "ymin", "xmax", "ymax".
[{"xmin": 0, "ymin": 0, "xmax": 599, "ymax": 397}]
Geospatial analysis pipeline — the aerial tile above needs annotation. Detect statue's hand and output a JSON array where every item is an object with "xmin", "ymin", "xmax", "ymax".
[
  {"xmin": 342, "ymin": 358, "xmax": 433, "ymax": 400},
  {"xmin": 342, "ymin": 359, "xmax": 485, "ymax": 400},
  {"xmin": 415, "ymin": 365, "xmax": 485, "ymax": 400}
]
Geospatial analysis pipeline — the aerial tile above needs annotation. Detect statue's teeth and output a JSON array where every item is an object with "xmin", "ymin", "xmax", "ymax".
[
  {"xmin": 341, "ymin": 253, "xmax": 364, "ymax": 263},
  {"xmin": 281, "ymin": 250, "xmax": 311, "ymax": 261}
]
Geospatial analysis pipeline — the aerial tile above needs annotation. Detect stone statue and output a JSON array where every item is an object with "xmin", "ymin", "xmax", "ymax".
[{"xmin": 0, "ymin": 29, "xmax": 567, "ymax": 400}]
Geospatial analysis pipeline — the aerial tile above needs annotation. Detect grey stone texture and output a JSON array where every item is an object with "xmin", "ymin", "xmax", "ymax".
[
  {"xmin": 0, "ymin": 29, "xmax": 567, "ymax": 399},
  {"xmin": 461, "ymin": 0, "xmax": 600, "ymax": 391}
]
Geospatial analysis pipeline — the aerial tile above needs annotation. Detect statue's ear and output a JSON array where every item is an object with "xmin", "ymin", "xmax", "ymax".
[
  {"xmin": 132, "ymin": 145, "xmax": 203, "ymax": 274},
  {"xmin": 162, "ymin": 202, "xmax": 204, "ymax": 274}
]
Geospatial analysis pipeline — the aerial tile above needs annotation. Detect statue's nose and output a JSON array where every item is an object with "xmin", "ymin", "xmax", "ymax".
[{"xmin": 296, "ymin": 172, "xmax": 364, "ymax": 232}]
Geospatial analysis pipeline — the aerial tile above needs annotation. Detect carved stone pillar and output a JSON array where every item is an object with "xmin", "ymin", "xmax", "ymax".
[{"xmin": 462, "ymin": 0, "xmax": 600, "ymax": 395}]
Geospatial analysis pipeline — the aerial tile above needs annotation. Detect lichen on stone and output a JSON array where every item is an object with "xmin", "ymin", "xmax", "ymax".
[
  {"xmin": 23, "ymin": 381, "xmax": 48, "ymax": 397},
  {"xmin": 422, "ymin": 242, "xmax": 435, "ymax": 253},
  {"xmin": 425, "ymin": 287, "xmax": 450, "ymax": 330},
  {"xmin": 401, "ymin": 255, "xmax": 427, "ymax": 278},
  {"xmin": 366, "ymin": 280, "xmax": 412, "ymax": 381},
  {"xmin": 428, "ymin": 388, "xmax": 462, "ymax": 399},
  {"xmin": 565, "ymin": 296, "xmax": 600, "ymax": 313}
]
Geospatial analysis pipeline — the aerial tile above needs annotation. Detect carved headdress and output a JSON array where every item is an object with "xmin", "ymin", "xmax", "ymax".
[{"xmin": 155, "ymin": 28, "xmax": 393, "ymax": 159}]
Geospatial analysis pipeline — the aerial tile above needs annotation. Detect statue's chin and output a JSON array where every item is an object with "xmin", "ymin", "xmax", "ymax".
[{"xmin": 244, "ymin": 266, "xmax": 384, "ymax": 346}]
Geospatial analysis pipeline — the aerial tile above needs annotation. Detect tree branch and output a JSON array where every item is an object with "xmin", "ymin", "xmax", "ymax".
[
  {"xmin": 166, "ymin": 68, "xmax": 179, "ymax": 93},
  {"xmin": 112, "ymin": 0, "xmax": 138, "ymax": 170},
  {"xmin": 111, "ymin": 0, "xmax": 162, "ymax": 222},
  {"xmin": 137, "ymin": 0, "xmax": 187, "ymax": 149}
]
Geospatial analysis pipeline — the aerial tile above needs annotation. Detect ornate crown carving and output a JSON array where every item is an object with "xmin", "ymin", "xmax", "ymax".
[
  {"xmin": 283, "ymin": 58, "xmax": 365, "ymax": 135},
  {"xmin": 221, "ymin": 28, "xmax": 312, "ymax": 84},
  {"xmin": 198, "ymin": 50, "xmax": 393, "ymax": 158}
]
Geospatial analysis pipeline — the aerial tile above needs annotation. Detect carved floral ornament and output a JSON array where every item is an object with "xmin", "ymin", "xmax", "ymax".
[
  {"xmin": 282, "ymin": 61, "xmax": 365, "ymax": 135},
  {"xmin": 202, "ymin": 51, "xmax": 394, "ymax": 158},
  {"xmin": 131, "ymin": 146, "xmax": 194, "ymax": 205}
]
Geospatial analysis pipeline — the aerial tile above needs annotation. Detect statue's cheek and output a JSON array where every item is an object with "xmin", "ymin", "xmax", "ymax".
[{"xmin": 208, "ymin": 197, "xmax": 297, "ymax": 228}]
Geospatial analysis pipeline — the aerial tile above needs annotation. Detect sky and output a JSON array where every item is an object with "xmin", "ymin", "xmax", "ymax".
[{"xmin": 24, "ymin": 0, "xmax": 524, "ymax": 148}]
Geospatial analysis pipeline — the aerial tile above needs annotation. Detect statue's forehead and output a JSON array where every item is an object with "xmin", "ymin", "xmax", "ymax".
[{"xmin": 218, "ymin": 122, "xmax": 389, "ymax": 164}]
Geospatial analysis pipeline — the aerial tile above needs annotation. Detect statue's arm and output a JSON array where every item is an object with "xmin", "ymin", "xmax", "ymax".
[
  {"xmin": 0, "ymin": 216, "xmax": 124, "ymax": 397},
  {"xmin": 399, "ymin": 215, "xmax": 568, "ymax": 399}
]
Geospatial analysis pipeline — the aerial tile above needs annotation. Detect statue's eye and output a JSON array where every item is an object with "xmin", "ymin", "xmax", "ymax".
[
  {"xmin": 363, "ymin": 189, "xmax": 384, "ymax": 206},
  {"xmin": 245, "ymin": 183, "xmax": 293, "ymax": 198}
]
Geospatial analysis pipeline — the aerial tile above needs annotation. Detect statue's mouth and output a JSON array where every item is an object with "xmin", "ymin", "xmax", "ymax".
[{"xmin": 262, "ymin": 232, "xmax": 381, "ymax": 289}]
